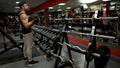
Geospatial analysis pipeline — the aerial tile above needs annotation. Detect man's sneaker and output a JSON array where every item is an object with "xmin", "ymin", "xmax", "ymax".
[{"xmin": 28, "ymin": 60, "xmax": 39, "ymax": 66}]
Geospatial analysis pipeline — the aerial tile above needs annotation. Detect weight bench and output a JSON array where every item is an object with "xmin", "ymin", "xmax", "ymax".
[{"xmin": 0, "ymin": 27, "xmax": 23, "ymax": 55}]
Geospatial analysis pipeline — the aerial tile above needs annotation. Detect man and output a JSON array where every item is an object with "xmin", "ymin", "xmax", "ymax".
[{"xmin": 18, "ymin": 1, "xmax": 38, "ymax": 66}]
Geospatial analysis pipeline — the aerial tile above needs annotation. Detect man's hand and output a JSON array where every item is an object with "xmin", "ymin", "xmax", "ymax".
[
  {"xmin": 33, "ymin": 16, "xmax": 39, "ymax": 23},
  {"xmin": 29, "ymin": 16, "xmax": 39, "ymax": 23},
  {"xmin": 28, "ymin": 16, "xmax": 34, "ymax": 22}
]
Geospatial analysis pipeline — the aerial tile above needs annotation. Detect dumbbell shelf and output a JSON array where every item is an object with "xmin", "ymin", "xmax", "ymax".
[
  {"xmin": 32, "ymin": 26, "xmax": 60, "ymax": 42},
  {"xmin": 32, "ymin": 25, "xmax": 62, "ymax": 57}
]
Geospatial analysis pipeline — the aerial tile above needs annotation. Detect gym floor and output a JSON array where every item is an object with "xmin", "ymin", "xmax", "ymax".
[{"xmin": 0, "ymin": 32, "xmax": 120, "ymax": 68}]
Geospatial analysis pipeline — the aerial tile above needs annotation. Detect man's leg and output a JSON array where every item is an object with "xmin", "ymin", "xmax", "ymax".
[
  {"xmin": 23, "ymin": 33, "xmax": 33, "ymax": 61},
  {"xmin": 23, "ymin": 35, "xmax": 27, "ymax": 59},
  {"xmin": 23, "ymin": 32, "xmax": 38, "ymax": 66}
]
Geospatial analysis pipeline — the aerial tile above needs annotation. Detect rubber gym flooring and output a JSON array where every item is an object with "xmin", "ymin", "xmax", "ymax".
[{"xmin": 0, "ymin": 32, "xmax": 120, "ymax": 68}]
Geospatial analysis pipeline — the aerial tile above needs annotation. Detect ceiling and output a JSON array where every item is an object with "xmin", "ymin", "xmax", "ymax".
[
  {"xmin": 0, "ymin": 0, "xmax": 46, "ymax": 13},
  {"xmin": 0, "ymin": 0, "xmax": 119, "ymax": 13},
  {"xmin": 48, "ymin": 0, "xmax": 103, "ymax": 12},
  {"xmin": 47, "ymin": 0, "xmax": 120, "ymax": 12}
]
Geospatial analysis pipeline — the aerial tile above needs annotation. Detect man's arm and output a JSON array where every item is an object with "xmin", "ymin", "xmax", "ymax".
[{"xmin": 20, "ymin": 13, "xmax": 35, "ymax": 29}]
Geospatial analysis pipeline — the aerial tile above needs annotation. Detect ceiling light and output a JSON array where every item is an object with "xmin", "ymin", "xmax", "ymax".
[
  {"xmin": 15, "ymin": 7, "xmax": 20, "ymax": 9},
  {"xmin": 49, "ymin": 7, "xmax": 54, "ymax": 9},
  {"xmin": 16, "ymin": 1, "xmax": 20, "ymax": 4},
  {"xmin": 110, "ymin": 6, "xmax": 115, "ymax": 10},
  {"xmin": 82, "ymin": 4, "xmax": 88, "ymax": 9},
  {"xmin": 57, "ymin": 9, "xmax": 62, "ymax": 11},
  {"xmin": 57, "ymin": 7, "xmax": 62, "ymax": 11},
  {"xmin": 79, "ymin": 0, "xmax": 98, "ymax": 3},
  {"xmin": 58, "ymin": 3, "xmax": 66, "ymax": 5},
  {"xmin": 66, "ymin": 7, "xmax": 71, "ymax": 9},
  {"xmin": 110, "ymin": 2, "xmax": 116, "ymax": 5},
  {"xmin": 102, "ymin": 0, "xmax": 110, "ymax": 1}
]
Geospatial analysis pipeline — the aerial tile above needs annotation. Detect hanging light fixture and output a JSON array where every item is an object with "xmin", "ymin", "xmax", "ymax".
[
  {"xmin": 82, "ymin": 4, "xmax": 88, "ymax": 9},
  {"xmin": 16, "ymin": 1, "xmax": 20, "ymax": 4}
]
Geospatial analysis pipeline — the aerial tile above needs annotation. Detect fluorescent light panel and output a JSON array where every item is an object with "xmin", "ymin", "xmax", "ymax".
[
  {"xmin": 110, "ymin": 2, "xmax": 117, "ymax": 5},
  {"xmin": 102, "ymin": 0, "xmax": 110, "ymax": 1},
  {"xmin": 66, "ymin": 7, "xmax": 71, "ymax": 9},
  {"xmin": 16, "ymin": 1, "xmax": 20, "ymax": 4},
  {"xmin": 58, "ymin": 3, "xmax": 66, "ymax": 5},
  {"xmin": 49, "ymin": 7, "xmax": 54, "ymax": 9},
  {"xmin": 15, "ymin": 7, "xmax": 20, "ymax": 9},
  {"xmin": 79, "ymin": 0, "xmax": 98, "ymax": 3},
  {"xmin": 57, "ymin": 9, "xmax": 62, "ymax": 11}
]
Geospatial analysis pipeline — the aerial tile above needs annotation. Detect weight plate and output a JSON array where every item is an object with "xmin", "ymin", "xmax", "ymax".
[
  {"xmin": 95, "ymin": 45, "xmax": 111, "ymax": 68},
  {"xmin": 85, "ymin": 43, "xmax": 96, "ymax": 62}
]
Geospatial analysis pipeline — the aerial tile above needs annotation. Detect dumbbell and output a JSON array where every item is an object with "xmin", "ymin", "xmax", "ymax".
[
  {"xmin": 38, "ymin": 34, "xmax": 42, "ymax": 39},
  {"xmin": 34, "ymin": 33, "xmax": 40, "ymax": 39},
  {"xmin": 45, "ymin": 44, "xmax": 57, "ymax": 57},
  {"xmin": 37, "ymin": 29, "xmax": 42, "ymax": 34},
  {"xmin": 33, "ymin": 38, "xmax": 39, "ymax": 45},
  {"xmin": 48, "ymin": 32, "xmax": 58, "ymax": 40},
  {"xmin": 38, "ymin": 42, "xmax": 45, "ymax": 50},
  {"xmin": 33, "ymin": 27, "xmax": 59, "ymax": 41},
  {"xmin": 37, "ymin": 41, "xmax": 42, "ymax": 46},
  {"xmin": 41, "ymin": 30, "xmax": 54, "ymax": 39},
  {"xmin": 29, "ymin": 15, "xmax": 39, "ymax": 23},
  {"xmin": 34, "ymin": 28, "xmax": 39, "ymax": 33},
  {"xmin": 31, "ymin": 27, "xmax": 37, "ymax": 32},
  {"xmin": 28, "ymin": 16, "xmax": 34, "ymax": 22},
  {"xmin": 35, "ymin": 33, "xmax": 39, "ymax": 37},
  {"xmin": 45, "ymin": 48, "xmax": 51, "ymax": 55},
  {"xmin": 41, "ymin": 30, "xmax": 47, "ymax": 35},
  {"xmin": 40, "ymin": 42, "xmax": 50, "ymax": 51},
  {"xmin": 36, "ymin": 35, "xmax": 43, "ymax": 42},
  {"xmin": 44, "ymin": 30, "xmax": 53, "ymax": 36},
  {"xmin": 44, "ymin": 30, "xmax": 50, "ymax": 35},
  {"xmin": 37, "ymin": 30, "xmax": 49, "ymax": 42},
  {"xmin": 36, "ymin": 40, "xmax": 40, "ymax": 45},
  {"xmin": 43, "ymin": 37, "xmax": 49, "ymax": 43}
]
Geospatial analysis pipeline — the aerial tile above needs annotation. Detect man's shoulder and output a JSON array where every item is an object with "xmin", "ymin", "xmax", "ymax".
[{"xmin": 19, "ymin": 11, "xmax": 26, "ymax": 16}]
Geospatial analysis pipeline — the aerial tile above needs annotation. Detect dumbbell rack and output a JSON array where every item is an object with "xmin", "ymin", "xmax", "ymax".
[
  {"xmin": 32, "ymin": 25, "xmax": 62, "ymax": 56},
  {"xmin": 32, "ymin": 20, "xmax": 111, "ymax": 68},
  {"xmin": 32, "ymin": 25, "xmax": 75, "ymax": 68}
]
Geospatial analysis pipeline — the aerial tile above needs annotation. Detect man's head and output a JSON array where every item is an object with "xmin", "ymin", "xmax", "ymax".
[{"xmin": 19, "ymin": 1, "xmax": 29, "ymax": 11}]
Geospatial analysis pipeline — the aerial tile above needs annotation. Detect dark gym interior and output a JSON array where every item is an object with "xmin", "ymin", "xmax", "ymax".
[{"xmin": 0, "ymin": 0, "xmax": 120, "ymax": 68}]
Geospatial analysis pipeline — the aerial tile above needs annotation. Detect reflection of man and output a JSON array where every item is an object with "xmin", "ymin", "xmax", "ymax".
[{"xmin": 18, "ymin": 1, "xmax": 38, "ymax": 66}]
